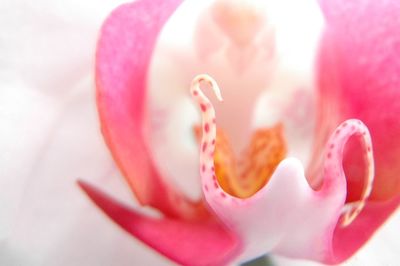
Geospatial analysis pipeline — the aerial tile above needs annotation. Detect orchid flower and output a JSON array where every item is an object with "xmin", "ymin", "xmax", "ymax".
[
  {"xmin": 76, "ymin": 0, "xmax": 400, "ymax": 265},
  {"xmin": 1, "ymin": 0, "xmax": 399, "ymax": 265}
]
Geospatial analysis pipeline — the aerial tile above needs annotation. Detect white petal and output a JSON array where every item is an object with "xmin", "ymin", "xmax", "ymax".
[{"xmin": 0, "ymin": 0, "xmax": 169, "ymax": 265}]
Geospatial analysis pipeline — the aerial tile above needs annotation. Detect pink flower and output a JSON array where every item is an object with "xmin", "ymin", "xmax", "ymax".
[{"xmin": 78, "ymin": 0, "xmax": 400, "ymax": 265}]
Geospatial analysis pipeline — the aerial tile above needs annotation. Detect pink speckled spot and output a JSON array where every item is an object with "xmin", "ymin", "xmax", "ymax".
[
  {"xmin": 204, "ymin": 123, "xmax": 210, "ymax": 133},
  {"xmin": 202, "ymin": 142, "xmax": 208, "ymax": 153},
  {"xmin": 200, "ymin": 103, "xmax": 207, "ymax": 112}
]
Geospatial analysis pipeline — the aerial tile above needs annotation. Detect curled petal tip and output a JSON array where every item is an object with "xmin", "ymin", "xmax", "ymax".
[
  {"xmin": 322, "ymin": 119, "xmax": 375, "ymax": 227},
  {"xmin": 191, "ymin": 74, "xmax": 224, "ymax": 102}
]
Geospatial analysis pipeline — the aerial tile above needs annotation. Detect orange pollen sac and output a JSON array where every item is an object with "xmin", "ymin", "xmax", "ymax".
[{"xmin": 195, "ymin": 123, "xmax": 287, "ymax": 198}]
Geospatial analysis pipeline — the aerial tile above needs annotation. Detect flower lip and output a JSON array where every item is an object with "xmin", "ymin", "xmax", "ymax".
[
  {"xmin": 190, "ymin": 74, "xmax": 377, "ymax": 261},
  {"xmin": 191, "ymin": 74, "xmax": 375, "ymax": 224}
]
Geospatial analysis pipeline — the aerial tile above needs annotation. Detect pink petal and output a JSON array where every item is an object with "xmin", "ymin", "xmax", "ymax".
[
  {"xmin": 96, "ymin": 0, "xmax": 208, "ymax": 218},
  {"xmin": 78, "ymin": 180, "xmax": 241, "ymax": 266},
  {"xmin": 318, "ymin": 0, "xmax": 400, "ymax": 201},
  {"xmin": 191, "ymin": 76, "xmax": 376, "ymax": 262},
  {"xmin": 315, "ymin": 0, "xmax": 400, "ymax": 262}
]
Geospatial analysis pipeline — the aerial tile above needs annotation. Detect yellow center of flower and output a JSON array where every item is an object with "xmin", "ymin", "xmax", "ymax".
[{"xmin": 195, "ymin": 124, "xmax": 287, "ymax": 198}]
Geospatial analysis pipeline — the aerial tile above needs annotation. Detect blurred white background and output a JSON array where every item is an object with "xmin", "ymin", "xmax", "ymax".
[{"xmin": 0, "ymin": 0, "xmax": 398, "ymax": 265}]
